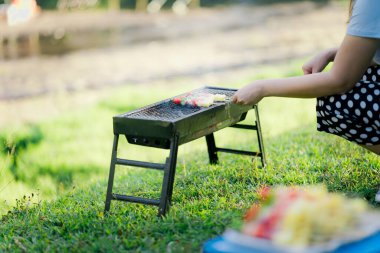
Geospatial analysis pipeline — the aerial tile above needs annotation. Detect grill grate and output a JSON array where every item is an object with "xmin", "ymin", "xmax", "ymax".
[
  {"xmin": 127, "ymin": 101, "xmax": 200, "ymax": 121},
  {"xmin": 124, "ymin": 88, "xmax": 236, "ymax": 121}
]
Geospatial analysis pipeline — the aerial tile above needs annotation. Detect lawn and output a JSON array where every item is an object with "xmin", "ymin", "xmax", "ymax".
[{"xmin": 0, "ymin": 61, "xmax": 379, "ymax": 252}]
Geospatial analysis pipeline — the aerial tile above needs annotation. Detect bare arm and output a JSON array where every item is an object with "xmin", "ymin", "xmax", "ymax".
[{"xmin": 233, "ymin": 35, "xmax": 380, "ymax": 105}]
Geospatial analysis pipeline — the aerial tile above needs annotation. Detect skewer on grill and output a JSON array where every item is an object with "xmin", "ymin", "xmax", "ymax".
[{"xmin": 172, "ymin": 93, "xmax": 226, "ymax": 107}]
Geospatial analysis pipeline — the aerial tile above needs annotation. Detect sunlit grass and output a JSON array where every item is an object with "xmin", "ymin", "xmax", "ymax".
[
  {"xmin": 0, "ymin": 58, "xmax": 312, "ymax": 212},
  {"xmin": 0, "ymin": 58, "xmax": 378, "ymax": 252},
  {"xmin": 0, "ymin": 121, "xmax": 378, "ymax": 252}
]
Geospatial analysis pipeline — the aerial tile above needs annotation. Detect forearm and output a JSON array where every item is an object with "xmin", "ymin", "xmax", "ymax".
[
  {"xmin": 233, "ymin": 35, "xmax": 379, "ymax": 105},
  {"xmin": 261, "ymin": 36, "xmax": 377, "ymax": 98},
  {"xmin": 260, "ymin": 71, "xmax": 347, "ymax": 99}
]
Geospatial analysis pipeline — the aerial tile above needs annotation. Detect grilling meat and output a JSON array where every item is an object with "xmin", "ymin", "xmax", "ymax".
[{"xmin": 173, "ymin": 93, "xmax": 226, "ymax": 107}]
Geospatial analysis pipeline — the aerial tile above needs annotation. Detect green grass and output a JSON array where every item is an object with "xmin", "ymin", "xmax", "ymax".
[
  {"xmin": 0, "ymin": 60, "xmax": 379, "ymax": 252},
  {"xmin": 0, "ymin": 124, "xmax": 378, "ymax": 252},
  {"xmin": 0, "ymin": 60, "xmax": 307, "ymax": 211}
]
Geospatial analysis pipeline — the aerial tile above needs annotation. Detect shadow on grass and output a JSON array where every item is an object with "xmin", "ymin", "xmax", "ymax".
[
  {"xmin": 37, "ymin": 164, "xmax": 103, "ymax": 189},
  {"xmin": 0, "ymin": 124, "xmax": 104, "ymax": 192}
]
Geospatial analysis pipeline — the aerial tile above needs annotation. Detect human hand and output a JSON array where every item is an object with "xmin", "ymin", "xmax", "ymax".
[
  {"xmin": 232, "ymin": 82, "xmax": 264, "ymax": 105},
  {"xmin": 302, "ymin": 48, "xmax": 337, "ymax": 75}
]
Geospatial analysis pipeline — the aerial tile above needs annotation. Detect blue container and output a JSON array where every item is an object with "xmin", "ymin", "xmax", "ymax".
[{"xmin": 203, "ymin": 230, "xmax": 380, "ymax": 253}]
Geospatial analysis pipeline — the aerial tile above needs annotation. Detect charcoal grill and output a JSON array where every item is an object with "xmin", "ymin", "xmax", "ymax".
[{"xmin": 104, "ymin": 86, "xmax": 266, "ymax": 216}]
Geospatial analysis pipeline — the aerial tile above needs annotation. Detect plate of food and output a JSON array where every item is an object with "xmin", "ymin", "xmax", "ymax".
[{"xmin": 203, "ymin": 185, "xmax": 380, "ymax": 253}]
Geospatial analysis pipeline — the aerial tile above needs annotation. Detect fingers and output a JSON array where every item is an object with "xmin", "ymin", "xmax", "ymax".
[
  {"xmin": 303, "ymin": 65, "xmax": 322, "ymax": 75},
  {"xmin": 233, "ymin": 84, "xmax": 262, "ymax": 105},
  {"xmin": 232, "ymin": 95, "xmax": 241, "ymax": 104},
  {"xmin": 303, "ymin": 69, "xmax": 311, "ymax": 75},
  {"xmin": 232, "ymin": 95, "xmax": 250, "ymax": 105},
  {"xmin": 303, "ymin": 56, "xmax": 329, "ymax": 75},
  {"xmin": 302, "ymin": 65, "xmax": 312, "ymax": 75},
  {"xmin": 232, "ymin": 94, "xmax": 244, "ymax": 105}
]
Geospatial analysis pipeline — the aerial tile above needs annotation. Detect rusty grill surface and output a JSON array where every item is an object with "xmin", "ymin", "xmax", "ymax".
[{"xmin": 123, "ymin": 87, "xmax": 236, "ymax": 121}]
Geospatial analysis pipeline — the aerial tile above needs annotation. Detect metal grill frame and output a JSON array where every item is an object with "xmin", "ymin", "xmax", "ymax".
[
  {"xmin": 113, "ymin": 87, "xmax": 255, "ymax": 148},
  {"xmin": 104, "ymin": 86, "xmax": 266, "ymax": 217},
  {"xmin": 124, "ymin": 87, "xmax": 237, "ymax": 121}
]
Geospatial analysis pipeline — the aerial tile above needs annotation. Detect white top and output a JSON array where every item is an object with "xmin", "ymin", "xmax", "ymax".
[{"xmin": 347, "ymin": 0, "xmax": 380, "ymax": 64}]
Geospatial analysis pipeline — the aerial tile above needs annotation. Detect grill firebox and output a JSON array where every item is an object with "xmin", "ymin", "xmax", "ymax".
[{"xmin": 105, "ymin": 87, "xmax": 266, "ymax": 216}]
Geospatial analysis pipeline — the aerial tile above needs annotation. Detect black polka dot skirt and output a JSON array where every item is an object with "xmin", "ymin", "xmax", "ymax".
[{"xmin": 316, "ymin": 66, "xmax": 380, "ymax": 146}]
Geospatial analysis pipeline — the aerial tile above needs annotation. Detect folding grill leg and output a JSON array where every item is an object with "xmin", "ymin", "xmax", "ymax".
[
  {"xmin": 158, "ymin": 135, "xmax": 179, "ymax": 217},
  {"xmin": 254, "ymin": 105, "xmax": 266, "ymax": 167},
  {"xmin": 206, "ymin": 133, "xmax": 218, "ymax": 164},
  {"xmin": 204, "ymin": 105, "xmax": 266, "ymax": 168},
  {"xmin": 104, "ymin": 134, "xmax": 119, "ymax": 213},
  {"xmin": 166, "ymin": 135, "xmax": 179, "ymax": 209}
]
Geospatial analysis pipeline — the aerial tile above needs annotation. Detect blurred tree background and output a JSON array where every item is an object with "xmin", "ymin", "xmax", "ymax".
[{"xmin": 0, "ymin": 0, "xmax": 333, "ymax": 9}]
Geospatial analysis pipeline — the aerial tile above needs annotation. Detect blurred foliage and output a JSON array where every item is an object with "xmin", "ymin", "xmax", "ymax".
[
  {"xmin": 0, "ymin": 125, "xmax": 43, "ymax": 181},
  {"xmin": 36, "ymin": 0, "xmax": 59, "ymax": 9}
]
